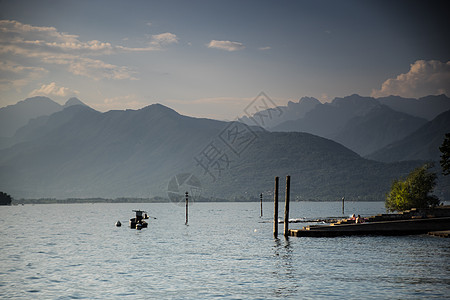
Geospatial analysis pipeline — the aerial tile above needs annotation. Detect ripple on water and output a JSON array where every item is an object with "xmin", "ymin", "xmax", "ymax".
[{"xmin": 1, "ymin": 202, "xmax": 449, "ymax": 299}]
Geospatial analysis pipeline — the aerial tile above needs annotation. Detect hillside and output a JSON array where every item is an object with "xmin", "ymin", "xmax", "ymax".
[
  {"xmin": 377, "ymin": 94, "xmax": 450, "ymax": 120},
  {"xmin": 203, "ymin": 131, "xmax": 424, "ymax": 200},
  {"xmin": 0, "ymin": 96, "xmax": 89, "ymax": 149},
  {"xmin": 0, "ymin": 96, "xmax": 62, "ymax": 138},
  {"xmin": 0, "ymin": 102, "xmax": 430, "ymax": 200},
  {"xmin": 0, "ymin": 103, "xmax": 226, "ymax": 198},
  {"xmin": 271, "ymin": 94, "xmax": 445, "ymax": 156},
  {"xmin": 239, "ymin": 96, "xmax": 320, "ymax": 128},
  {"xmin": 272, "ymin": 94, "xmax": 380, "ymax": 137},
  {"xmin": 332, "ymin": 105, "xmax": 427, "ymax": 156},
  {"xmin": 367, "ymin": 109, "xmax": 450, "ymax": 163}
]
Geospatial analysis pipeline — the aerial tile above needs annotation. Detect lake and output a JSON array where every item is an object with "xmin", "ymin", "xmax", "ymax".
[{"xmin": 1, "ymin": 201, "xmax": 449, "ymax": 299}]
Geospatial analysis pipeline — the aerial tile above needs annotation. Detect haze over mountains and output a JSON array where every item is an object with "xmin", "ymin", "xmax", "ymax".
[
  {"xmin": 0, "ymin": 95, "xmax": 449, "ymax": 200},
  {"xmin": 367, "ymin": 109, "xmax": 450, "ymax": 162},
  {"xmin": 241, "ymin": 94, "xmax": 450, "ymax": 158},
  {"xmin": 0, "ymin": 102, "xmax": 227, "ymax": 198},
  {"xmin": 0, "ymin": 96, "xmax": 87, "ymax": 138}
]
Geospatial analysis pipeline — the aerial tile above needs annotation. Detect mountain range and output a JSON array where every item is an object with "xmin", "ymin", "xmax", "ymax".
[
  {"xmin": 332, "ymin": 105, "xmax": 428, "ymax": 156},
  {"xmin": 367, "ymin": 109, "xmax": 450, "ymax": 162},
  {"xmin": 243, "ymin": 94, "xmax": 449, "ymax": 157},
  {"xmin": 0, "ymin": 96, "xmax": 449, "ymax": 201},
  {"xmin": 239, "ymin": 96, "xmax": 320, "ymax": 129},
  {"xmin": 377, "ymin": 94, "xmax": 450, "ymax": 120},
  {"xmin": 0, "ymin": 96, "xmax": 86, "ymax": 138},
  {"xmin": 0, "ymin": 103, "xmax": 227, "ymax": 199}
]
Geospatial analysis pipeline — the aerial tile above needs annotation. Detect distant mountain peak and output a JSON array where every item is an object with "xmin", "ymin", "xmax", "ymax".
[
  {"xmin": 64, "ymin": 97, "xmax": 87, "ymax": 108},
  {"xmin": 418, "ymin": 94, "xmax": 449, "ymax": 101},
  {"xmin": 0, "ymin": 96, "xmax": 62, "ymax": 138},
  {"xmin": 331, "ymin": 94, "xmax": 377, "ymax": 105},
  {"xmin": 140, "ymin": 103, "xmax": 180, "ymax": 116},
  {"xmin": 298, "ymin": 96, "xmax": 321, "ymax": 104},
  {"xmin": 19, "ymin": 96, "xmax": 57, "ymax": 106},
  {"xmin": 377, "ymin": 94, "xmax": 450, "ymax": 120}
]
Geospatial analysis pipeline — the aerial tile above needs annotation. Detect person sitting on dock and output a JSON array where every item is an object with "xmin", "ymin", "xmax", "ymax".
[{"xmin": 355, "ymin": 215, "xmax": 364, "ymax": 224}]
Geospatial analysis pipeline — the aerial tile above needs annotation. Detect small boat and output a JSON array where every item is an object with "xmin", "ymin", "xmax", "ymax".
[{"xmin": 129, "ymin": 210, "xmax": 148, "ymax": 229}]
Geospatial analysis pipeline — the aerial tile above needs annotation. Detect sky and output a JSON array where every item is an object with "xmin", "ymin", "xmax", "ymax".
[{"xmin": 0, "ymin": 0, "xmax": 449, "ymax": 120}]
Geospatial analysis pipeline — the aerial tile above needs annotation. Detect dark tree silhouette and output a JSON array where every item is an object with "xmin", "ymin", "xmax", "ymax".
[
  {"xmin": 440, "ymin": 133, "xmax": 450, "ymax": 176},
  {"xmin": 0, "ymin": 192, "xmax": 12, "ymax": 205}
]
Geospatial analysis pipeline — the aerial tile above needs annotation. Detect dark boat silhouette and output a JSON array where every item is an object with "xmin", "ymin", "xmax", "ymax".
[{"xmin": 129, "ymin": 210, "xmax": 149, "ymax": 229}]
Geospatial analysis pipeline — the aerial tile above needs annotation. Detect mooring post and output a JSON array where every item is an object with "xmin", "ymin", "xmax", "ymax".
[
  {"xmin": 185, "ymin": 192, "xmax": 189, "ymax": 225},
  {"xmin": 284, "ymin": 175, "xmax": 290, "ymax": 237},
  {"xmin": 273, "ymin": 177, "xmax": 279, "ymax": 237},
  {"xmin": 260, "ymin": 193, "xmax": 263, "ymax": 217},
  {"xmin": 342, "ymin": 196, "xmax": 345, "ymax": 216}
]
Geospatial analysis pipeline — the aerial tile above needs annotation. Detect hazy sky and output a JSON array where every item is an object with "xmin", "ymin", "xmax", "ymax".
[{"xmin": 1, "ymin": 0, "xmax": 449, "ymax": 119}]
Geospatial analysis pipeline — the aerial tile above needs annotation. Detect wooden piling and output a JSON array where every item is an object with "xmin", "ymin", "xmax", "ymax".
[
  {"xmin": 260, "ymin": 193, "xmax": 263, "ymax": 217},
  {"xmin": 284, "ymin": 175, "xmax": 290, "ymax": 237},
  {"xmin": 273, "ymin": 177, "xmax": 279, "ymax": 237},
  {"xmin": 185, "ymin": 192, "xmax": 189, "ymax": 225}
]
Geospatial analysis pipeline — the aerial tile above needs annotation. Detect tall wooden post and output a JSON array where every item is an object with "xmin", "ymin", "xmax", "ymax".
[
  {"xmin": 273, "ymin": 177, "xmax": 279, "ymax": 237},
  {"xmin": 284, "ymin": 175, "xmax": 290, "ymax": 237},
  {"xmin": 260, "ymin": 193, "xmax": 263, "ymax": 217},
  {"xmin": 185, "ymin": 192, "xmax": 189, "ymax": 225},
  {"xmin": 342, "ymin": 196, "xmax": 345, "ymax": 216}
]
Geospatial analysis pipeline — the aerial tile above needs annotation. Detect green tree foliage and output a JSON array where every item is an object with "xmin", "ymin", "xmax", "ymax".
[
  {"xmin": 0, "ymin": 192, "xmax": 12, "ymax": 205},
  {"xmin": 385, "ymin": 164, "xmax": 440, "ymax": 212},
  {"xmin": 440, "ymin": 133, "xmax": 450, "ymax": 176}
]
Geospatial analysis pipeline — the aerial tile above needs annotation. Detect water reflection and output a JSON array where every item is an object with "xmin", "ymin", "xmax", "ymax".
[{"xmin": 271, "ymin": 237, "xmax": 299, "ymax": 298}]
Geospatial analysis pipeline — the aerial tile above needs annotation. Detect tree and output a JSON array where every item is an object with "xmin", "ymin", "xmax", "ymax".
[
  {"xmin": 0, "ymin": 192, "xmax": 12, "ymax": 205},
  {"xmin": 440, "ymin": 133, "xmax": 450, "ymax": 176},
  {"xmin": 385, "ymin": 164, "xmax": 440, "ymax": 212}
]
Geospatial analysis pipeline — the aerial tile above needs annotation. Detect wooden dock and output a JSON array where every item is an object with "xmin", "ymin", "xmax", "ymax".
[
  {"xmin": 428, "ymin": 230, "xmax": 450, "ymax": 238},
  {"xmin": 289, "ymin": 217, "xmax": 450, "ymax": 237},
  {"xmin": 270, "ymin": 176, "xmax": 450, "ymax": 238}
]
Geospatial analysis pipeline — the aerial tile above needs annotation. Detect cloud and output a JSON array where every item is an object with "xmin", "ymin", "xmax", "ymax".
[
  {"xmin": 0, "ymin": 60, "xmax": 47, "ymax": 91},
  {"xmin": 371, "ymin": 60, "xmax": 450, "ymax": 98},
  {"xmin": 258, "ymin": 46, "xmax": 271, "ymax": 51},
  {"xmin": 207, "ymin": 40, "xmax": 245, "ymax": 51},
  {"xmin": 149, "ymin": 32, "xmax": 179, "ymax": 48},
  {"xmin": 0, "ymin": 20, "xmax": 178, "ymax": 82},
  {"xmin": 0, "ymin": 19, "xmax": 79, "ymax": 44},
  {"xmin": 28, "ymin": 82, "xmax": 79, "ymax": 98},
  {"xmin": 65, "ymin": 57, "xmax": 136, "ymax": 80}
]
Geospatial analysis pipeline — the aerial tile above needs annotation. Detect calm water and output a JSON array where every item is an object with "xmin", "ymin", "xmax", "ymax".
[{"xmin": 1, "ymin": 202, "xmax": 449, "ymax": 299}]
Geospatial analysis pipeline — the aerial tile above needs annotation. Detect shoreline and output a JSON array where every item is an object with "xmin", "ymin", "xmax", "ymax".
[{"xmin": 9, "ymin": 198, "xmax": 388, "ymax": 205}]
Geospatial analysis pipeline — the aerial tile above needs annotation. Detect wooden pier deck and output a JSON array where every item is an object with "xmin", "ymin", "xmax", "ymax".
[
  {"xmin": 428, "ymin": 230, "xmax": 450, "ymax": 238},
  {"xmin": 269, "ymin": 175, "xmax": 450, "ymax": 238},
  {"xmin": 289, "ymin": 217, "xmax": 450, "ymax": 237}
]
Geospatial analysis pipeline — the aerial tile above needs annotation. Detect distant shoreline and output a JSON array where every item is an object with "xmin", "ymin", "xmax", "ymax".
[{"xmin": 10, "ymin": 198, "xmax": 386, "ymax": 205}]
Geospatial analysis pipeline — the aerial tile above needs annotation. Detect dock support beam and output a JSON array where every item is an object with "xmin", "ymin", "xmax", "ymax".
[
  {"xmin": 284, "ymin": 175, "xmax": 290, "ymax": 237},
  {"xmin": 273, "ymin": 177, "xmax": 279, "ymax": 237},
  {"xmin": 185, "ymin": 192, "xmax": 189, "ymax": 225},
  {"xmin": 260, "ymin": 193, "xmax": 263, "ymax": 217}
]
